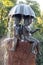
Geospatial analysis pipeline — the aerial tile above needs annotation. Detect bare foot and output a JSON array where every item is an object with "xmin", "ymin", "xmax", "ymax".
[{"xmin": 32, "ymin": 50, "xmax": 37, "ymax": 55}]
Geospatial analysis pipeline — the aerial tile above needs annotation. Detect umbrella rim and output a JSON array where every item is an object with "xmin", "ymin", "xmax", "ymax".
[{"xmin": 8, "ymin": 4, "xmax": 36, "ymax": 18}]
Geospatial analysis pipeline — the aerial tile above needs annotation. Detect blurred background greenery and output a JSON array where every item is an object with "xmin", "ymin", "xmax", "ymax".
[{"xmin": 0, "ymin": 0, "xmax": 43, "ymax": 65}]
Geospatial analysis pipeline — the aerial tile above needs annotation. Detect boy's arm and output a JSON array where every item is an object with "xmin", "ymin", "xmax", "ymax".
[{"xmin": 30, "ymin": 28, "xmax": 40, "ymax": 34}]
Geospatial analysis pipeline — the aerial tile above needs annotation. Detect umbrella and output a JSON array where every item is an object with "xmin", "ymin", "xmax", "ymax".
[{"xmin": 8, "ymin": 4, "xmax": 35, "ymax": 18}]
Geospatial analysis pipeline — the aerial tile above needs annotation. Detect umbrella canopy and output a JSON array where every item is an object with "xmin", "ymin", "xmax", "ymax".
[{"xmin": 8, "ymin": 4, "xmax": 35, "ymax": 18}]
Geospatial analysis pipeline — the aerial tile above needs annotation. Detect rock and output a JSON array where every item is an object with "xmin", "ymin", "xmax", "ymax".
[{"xmin": 7, "ymin": 41, "xmax": 36, "ymax": 65}]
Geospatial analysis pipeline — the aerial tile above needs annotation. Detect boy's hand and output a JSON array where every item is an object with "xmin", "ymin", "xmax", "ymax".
[{"xmin": 36, "ymin": 28, "xmax": 40, "ymax": 31}]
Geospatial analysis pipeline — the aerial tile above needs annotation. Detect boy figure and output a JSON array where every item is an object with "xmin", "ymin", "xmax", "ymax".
[
  {"xmin": 9, "ymin": 14, "xmax": 22, "ymax": 51},
  {"xmin": 22, "ymin": 25, "xmax": 40, "ymax": 55}
]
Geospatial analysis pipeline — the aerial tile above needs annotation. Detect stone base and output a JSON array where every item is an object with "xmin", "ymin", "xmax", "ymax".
[{"xmin": 8, "ymin": 41, "xmax": 36, "ymax": 65}]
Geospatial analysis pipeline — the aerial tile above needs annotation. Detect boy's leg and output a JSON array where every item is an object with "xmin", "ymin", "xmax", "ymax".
[
  {"xmin": 31, "ymin": 37, "xmax": 41, "ymax": 55},
  {"xmin": 35, "ymin": 40, "xmax": 41, "ymax": 55},
  {"xmin": 32, "ymin": 42, "xmax": 37, "ymax": 54},
  {"xmin": 25, "ymin": 36, "xmax": 40, "ymax": 55}
]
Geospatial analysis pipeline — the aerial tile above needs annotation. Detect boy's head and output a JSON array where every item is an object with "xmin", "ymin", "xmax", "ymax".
[
  {"xmin": 24, "ymin": 16, "xmax": 34, "ymax": 26},
  {"xmin": 28, "ymin": 17, "xmax": 34, "ymax": 25}
]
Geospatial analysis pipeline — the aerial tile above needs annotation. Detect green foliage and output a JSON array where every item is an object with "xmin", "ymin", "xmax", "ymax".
[
  {"xmin": 0, "ymin": 0, "xmax": 16, "ymax": 37},
  {"xmin": 0, "ymin": 21, "xmax": 7, "ymax": 36},
  {"xmin": 32, "ymin": 20, "xmax": 43, "ymax": 65},
  {"xmin": 26, "ymin": 0, "xmax": 41, "ymax": 17}
]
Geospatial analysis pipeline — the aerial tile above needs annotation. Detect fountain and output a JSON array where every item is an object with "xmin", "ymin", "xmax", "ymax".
[
  {"xmin": 2, "ymin": 3, "xmax": 37, "ymax": 65},
  {"xmin": 2, "ymin": 15, "xmax": 37, "ymax": 65}
]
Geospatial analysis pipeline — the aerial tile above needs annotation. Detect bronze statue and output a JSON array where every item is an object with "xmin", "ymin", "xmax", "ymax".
[{"xmin": 9, "ymin": 3, "xmax": 41, "ymax": 55}]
